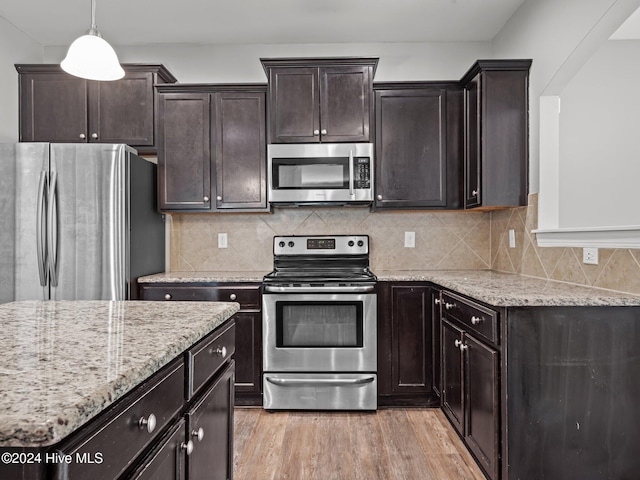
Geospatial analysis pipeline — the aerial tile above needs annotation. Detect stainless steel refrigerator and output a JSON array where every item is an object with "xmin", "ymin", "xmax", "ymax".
[{"xmin": 0, "ymin": 143, "xmax": 165, "ymax": 303}]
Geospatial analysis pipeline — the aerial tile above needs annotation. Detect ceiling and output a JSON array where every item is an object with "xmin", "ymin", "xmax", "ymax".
[{"xmin": 0, "ymin": 0, "xmax": 531, "ymax": 47}]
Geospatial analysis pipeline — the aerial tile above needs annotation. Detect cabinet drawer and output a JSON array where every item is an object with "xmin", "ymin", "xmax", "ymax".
[
  {"xmin": 442, "ymin": 291, "xmax": 498, "ymax": 344},
  {"xmin": 53, "ymin": 359, "xmax": 184, "ymax": 480},
  {"xmin": 140, "ymin": 285, "xmax": 260, "ymax": 310},
  {"xmin": 187, "ymin": 321, "xmax": 236, "ymax": 400}
]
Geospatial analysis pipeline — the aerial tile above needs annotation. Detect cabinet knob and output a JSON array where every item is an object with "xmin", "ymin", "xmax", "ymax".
[
  {"xmin": 91, "ymin": 133, "xmax": 98, "ymax": 139},
  {"xmin": 454, "ymin": 339, "xmax": 462, "ymax": 348},
  {"xmin": 454, "ymin": 339, "xmax": 468, "ymax": 352},
  {"xmin": 229, "ymin": 293, "xmax": 237, "ymax": 301},
  {"xmin": 377, "ymin": 194, "xmax": 383, "ymax": 201},
  {"xmin": 216, "ymin": 196, "xmax": 222, "ymax": 201},
  {"xmin": 472, "ymin": 189, "xmax": 479, "ymax": 197},
  {"xmin": 313, "ymin": 130, "xmax": 320, "ymax": 135},
  {"xmin": 181, "ymin": 440, "xmax": 194, "ymax": 456},
  {"xmin": 212, "ymin": 345, "xmax": 227, "ymax": 358},
  {"xmin": 471, "ymin": 315, "xmax": 483, "ymax": 325},
  {"xmin": 434, "ymin": 298, "xmax": 441, "ymax": 305},
  {"xmin": 138, "ymin": 413, "xmax": 157, "ymax": 433},
  {"xmin": 445, "ymin": 302, "xmax": 455, "ymax": 310},
  {"xmin": 192, "ymin": 427, "xmax": 205, "ymax": 442},
  {"xmin": 203, "ymin": 196, "xmax": 210, "ymax": 202},
  {"xmin": 321, "ymin": 129, "xmax": 327, "ymax": 135},
  {"xmin": 164, "ymin": 293, "xmax": 172, "ymax": 301},
  {"xmin": 79, "ymin": 133, "xmax": 86, "ymax": 139}
]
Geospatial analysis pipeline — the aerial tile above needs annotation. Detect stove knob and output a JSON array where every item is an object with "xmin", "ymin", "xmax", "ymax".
[
  {"xmin": 288, "ymin": 241, "xmax": 295, "ymax": 248},
  {"xmin": 348, "ymin": 240, "xmax": 355, "ymax": 247},
  {"xmin": 279, "ymin": 241, "xmax": 285, "ymax": 248},
  {"xmin": 357, "ymin": 240, "xmax": 364, "ymax": 247}
]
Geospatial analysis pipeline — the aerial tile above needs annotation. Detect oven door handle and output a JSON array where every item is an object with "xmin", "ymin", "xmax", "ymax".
[
  {"xmin": 263, "ymin": 284, "xmax": 375, "ymax": 293},
  {"xmin": 265, "ymin": 376, "xmax": 375, "ymax": 387},
  {"xmin": 349, "ymin": 149, "xmax": 355, "ymax": 196}
]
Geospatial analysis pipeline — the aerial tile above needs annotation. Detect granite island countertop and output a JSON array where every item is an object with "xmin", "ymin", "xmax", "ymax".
[
  {"xmin": 375, "ymin": 270, "xmax": 640, "ymax": 307},
  {"xmin": 0, "ymin": 300, "xmax": 239, "ymax": 448}
]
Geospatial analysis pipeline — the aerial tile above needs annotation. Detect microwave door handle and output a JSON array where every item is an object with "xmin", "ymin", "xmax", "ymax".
[{"xmin": 348, "ymin": 150, "xmax": 355, "ymax": 196}]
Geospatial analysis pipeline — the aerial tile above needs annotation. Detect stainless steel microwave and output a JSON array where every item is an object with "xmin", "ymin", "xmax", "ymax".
[{"xmin": 267, "ymin": 143, "xmax": 374, "ymax": 205}]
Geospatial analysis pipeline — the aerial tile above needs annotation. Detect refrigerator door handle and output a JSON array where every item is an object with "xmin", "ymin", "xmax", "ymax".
[
  {"xmin": 36, "ymin": 171, "xmax": 48, "ymax": 287},
  {"xmin": 47, "ymin": 171, "xmax": 59, "ymax": 287}
]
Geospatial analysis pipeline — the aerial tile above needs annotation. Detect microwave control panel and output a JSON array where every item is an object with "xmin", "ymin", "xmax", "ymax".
[{"xmin": 353, "ymin": 157, "xmax": 371, "ymax": 189}]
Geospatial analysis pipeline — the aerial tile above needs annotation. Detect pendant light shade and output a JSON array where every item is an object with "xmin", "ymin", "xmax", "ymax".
[{"xmin": 61, "ymin": 0, "xmax": 124, "ymax": 81}]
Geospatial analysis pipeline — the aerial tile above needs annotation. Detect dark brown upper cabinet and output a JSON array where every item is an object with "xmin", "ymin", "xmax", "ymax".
[
  {"xmin": 461, "ymin": 60, "xmax": 532, "ymax": 209},
  {"xmin": 16, "ymin": 64, "xmax": 177, "ymax": 155},
  {"xmin": 373, "ymin": 83, "xmax": 463, "ymax": 210},
  {"xmin": 261, "ymin": 57, "xmax": 378, "ymax": 143},
  {"xmin": 156, "ymin": 84, "xmax": 268, "ymax": 212}
]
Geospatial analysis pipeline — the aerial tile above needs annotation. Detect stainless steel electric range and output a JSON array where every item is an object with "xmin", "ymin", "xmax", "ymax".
[{"xmin": 262, "ymin": 235, "xmax": 377, "ymax": 410}]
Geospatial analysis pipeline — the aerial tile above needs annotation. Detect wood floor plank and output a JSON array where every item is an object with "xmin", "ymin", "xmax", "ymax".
[{"xmin": 233, "ymin": 408, "xmax": 488, "ymax": 480}]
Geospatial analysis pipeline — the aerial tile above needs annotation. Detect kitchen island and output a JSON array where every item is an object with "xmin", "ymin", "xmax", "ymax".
[{"xmin": 0, "ymin": 300, "xmax": 239, "ymax": 479}]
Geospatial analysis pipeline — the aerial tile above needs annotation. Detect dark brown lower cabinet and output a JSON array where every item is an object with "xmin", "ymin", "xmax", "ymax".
[
  {"xmin": 441, "ymin": 293, "xmax": 500, "ymax": 480},
  {"xmin": 377, "ymin": 282, "xmax": 439, "ymax": 407},
  {"xmin": 187, "ymin": 361, "xmax": 235, "ymax": 480},
  {"xmin": 139, "ymin": 282, "xmax": 263, "ymax": 406},
  {"xmin": 130, "ymin": 419, "xmax": 187, "ymax": 480}
]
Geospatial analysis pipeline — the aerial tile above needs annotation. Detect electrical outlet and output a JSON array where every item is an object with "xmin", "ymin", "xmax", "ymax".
[
  {"xmin": 404, "ymin": 231, "xmax": 415, "ymax": 248},
  {"xmin": 218, "ymin": 233, "xmax": 228, "ymax": 249},
  {"xmin": 508, "ymin": 229, "xmax": 516, "ymax": 248},
  {"xmin": 583, "ymin": 247, "xmax": 598, "ymax": 265}
]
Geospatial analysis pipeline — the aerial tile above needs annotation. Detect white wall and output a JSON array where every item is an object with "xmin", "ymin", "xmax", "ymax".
[
  {"xmin": 559, "ymin": 39, "xmax": 640, "ymax": 228},
  {"xmin": 44, "ymin": 42, "xmax": 491, "ymax": 83},
  {"xmin": 0, "ymin": 17, "xmax": 43, "ymax": 141}
]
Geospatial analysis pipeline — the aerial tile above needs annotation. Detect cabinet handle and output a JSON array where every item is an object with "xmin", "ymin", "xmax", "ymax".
[
  {"xmin": 216, "ymin": 196, "xmax": 222, "ymax": 201},
  {"xmin": 313, "ymin": 130, "xmax": 320, "ymax": 135},
  {"xmin": 91, "ymin": 133, "xmax": 98, "ymax": 139},
  {"xmin": 321, "ymin": 129, "xmax": 327, "ymax": 135},
  {"xmin": 138, "ymin": 413, "xmax": 157, "ymax": 433},
  {"xmin": 471, "ymin": 316, "xmax": 483, "ymax": 325},
  {"xmin": 164, "ymin": 293, "xmax": 172, "ymax": 300},
  {"xmin": 191, "ymin": 427, "xmax": 205, "ymax": 442},
  {"xmin": 377, "ymin": 194, "xmax": 383, "ymax": 201},
  {"xmin": 79, "ymin": 133, "xmax": 86, "ymax": 139},
  {"xmin": 181, "ymin": 440, "xmax": 194, "ymax": 456},
  {"xmin": 454, "ymin": 339, "xmax": 462, "ymax": 348},
  {"xmin": 434, "ymin": 298, "xmax": 441, "ymax": 305},
  {"xmin": 203, "ymin": 196, "xmax": 210, "ymax": 202},
  {"xmin": 472, "ymin": 189, "xmax": 479, "ymax": 196},
  {"xmin": 212, "ymin": 345, "xmax": 227, "ymax": 358},
  {"xmin": 445, "ymin": 302, "xmax": 455, "ymax": 310},
  {"xmin": 454, "ymin": 339, "xmax": 468, "ymax": 352},
  {"xmin": 229, "ymin": 293, "xmax": 237, "ymax": 301}
]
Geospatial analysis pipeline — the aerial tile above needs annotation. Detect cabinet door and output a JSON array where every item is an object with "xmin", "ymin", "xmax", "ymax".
[
  {"xmin": 233, "ymin": 312, "xmax": 262, "ymax": 402},
  {"xmin": 89, "ymin": 71, "xmax": 154, "ymax": 146},
  {"xmin": 390, "ymin": 285, "xmax": 433, "ymax": 396},
  {"xmin": 212, "ymin": 91, "xmax": 267, "ymax": 210},
  {"xmin": 19, "ymin": 72, "xmax": 88, "ymax": 143},
  {"xmin": 464, "ymin": 73, "xmax": 481, "ymax": 208},
  {"xmin": 375, "ymin": 88, "xmax": 448, "ymax": 208},
  {"xmin": 130, "ymin": 419, "xmax": 186, "ymax": 480},
  {"xmin": 441, "ymin": 319, "xmax": 464, "ymax": 435},
  {"xmin": 187, "ymin": 361, "xmax": 235, "ymax": 480},
  {"xmin": 320, "ymin": 66, "xmax": 371, "ymax": 142},
  {"xmin": 268, "ymin": 67, "xmax": 319, "ymax": 143},
  {"xmin": 465, "ymin": 334, "xmax": 500, "ymax": 480},
  {"xmin": 158, "ymin": 93, "xmax": 212, "ymax": 211}
]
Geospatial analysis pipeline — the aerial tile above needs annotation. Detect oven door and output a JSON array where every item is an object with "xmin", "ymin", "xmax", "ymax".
[{"xmin": 262, "ymin": 291, "xmax": 377, "ymax": 373}]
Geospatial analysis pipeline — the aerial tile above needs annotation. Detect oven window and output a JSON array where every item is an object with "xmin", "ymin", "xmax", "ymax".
[
  {"xmin": 272, "ymin": 158, "xmax": 349, "ymax": 189},
  {"xmin": 276, "ymin": 301, "xmax": 363, "ymax": 348}
]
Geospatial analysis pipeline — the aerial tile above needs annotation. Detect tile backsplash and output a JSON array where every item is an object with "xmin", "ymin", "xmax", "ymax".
[
  {"xmin": 491, "ymin": 194, "xmax": 640, "ymax": 295},
  {"xmin": 169, "ymin": 197, "xmax": 640, "ymax": 296},
  {"xmin": 169, "ymin": 207, "xmax": 491, "ymax": 272}
]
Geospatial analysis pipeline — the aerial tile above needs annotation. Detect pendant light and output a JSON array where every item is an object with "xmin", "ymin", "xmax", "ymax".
[{"xmin": 61, "ymin": 0, "xmax": 125, "ymax": 81}]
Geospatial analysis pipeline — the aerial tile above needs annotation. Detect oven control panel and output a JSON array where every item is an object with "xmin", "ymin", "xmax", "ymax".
[{"xmin": 274, "ymin": 235, "xmax": 369, "ymax": 255}]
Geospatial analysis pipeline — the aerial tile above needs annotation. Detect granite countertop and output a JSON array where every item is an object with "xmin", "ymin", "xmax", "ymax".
[
  {"xmin": 138, "ymin": 271, "xmax": 269, "ymax": 283},
  {"xmin": 0, "ymin": 300, "xmax": 239, "ymax": 448},
  {"xmin": 375, "ymin": 270, "xmax": 640, "ymax": 307}
]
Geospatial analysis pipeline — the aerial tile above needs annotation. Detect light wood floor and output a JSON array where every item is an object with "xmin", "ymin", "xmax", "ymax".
[{"xmin": 233, "ymin": 407, "xmax": 487, "ymax": 480}]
